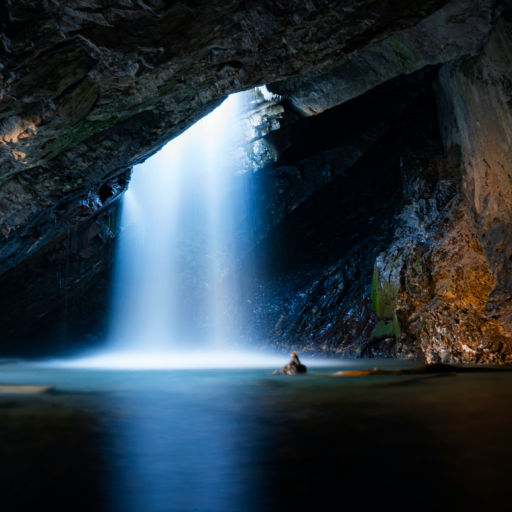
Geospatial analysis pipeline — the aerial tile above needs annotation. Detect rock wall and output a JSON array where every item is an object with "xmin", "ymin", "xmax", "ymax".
[
  {"xmin": 244, "ymin": 78, "xmax": 444, "ymax": 357},
  {"xmin": 0, "ymin": 171, "xmax": 129, "ymax": 353},
  {"xmin": 318, "ymin": 12, "xmax": 512, "ymax": 363},
  {"xmin": 439, "ymin": 15, "xmax": 512, "ymax": 332},
  {"xmin": 374, "ymin": 13, "xmax": 512, "ymax": 364},
  {"xmin": 241, "ymin": 5, "xmax": 512, "ymax": 364},
  {"xmin": 417, "ymin": 13, "xmax": 512, "ymax": 362}
]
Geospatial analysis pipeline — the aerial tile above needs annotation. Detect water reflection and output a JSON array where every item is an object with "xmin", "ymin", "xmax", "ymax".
[
  {"xmin": 106, "ymin": 378, "xmax": 251, "ymax": 512},
  {"xmin": 0, "ymin": 396, "xmax": 107, "ymax": 512},
  {"xmin": 0, "ymin": 366, "xmax": 511, "ymax": 511}
]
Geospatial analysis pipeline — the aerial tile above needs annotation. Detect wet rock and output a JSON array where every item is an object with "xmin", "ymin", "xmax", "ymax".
[
  {"xmin": 275, "ymin": 352, "xmax": 307, "ymax": 376},
  {"xmin": 374, "ymin": 15, "xmax": 512, "ymax": 364},
  {"xmin": 243, "ymin": 78, "xmax": 438, "ymax": 358},
  {"xmin": 0, "ymin": 190, "xmax": 126, "ymax": 353},
  {"xmin": 435, "ymin": 15, "xmax": 512, "ymax": 347},
  {"xmin": 333, "ymin": 363, "xmax": 458, "ymax": 377}
]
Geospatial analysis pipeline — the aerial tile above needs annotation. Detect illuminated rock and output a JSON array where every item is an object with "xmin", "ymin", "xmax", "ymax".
[{"xmin": 275, "ymin": 352, "xmax": 307, "ymax": 375}]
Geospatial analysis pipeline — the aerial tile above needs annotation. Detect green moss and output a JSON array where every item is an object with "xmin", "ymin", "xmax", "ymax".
[
  {"xmin": 372, "ymin": 320, "xmax": 395, "ymax": 339},
  {"xmin": 384, "ymin": 34, "xmax": 420, "ymax": 73},
  {"xmin": 392, "ymin": 312, "xmax": 400, "ymax": 340},
  {"xmin": 40, "ymin": 114, "xmax": 122, "ymax": 164},
  {"xmin": 371, "ymin": 315, "xmax": 400, "ymax": 340},
  {"xmin": 370, "ymin": 263, "xmax": 397, "ymax": 319},
  {"xmin": 106, "ymin": 207, "xmax": 121, "ymax": 235},
  {"xmin": 370, "ymin": 262, "xmax": 400, "ymax": 340},
  {"xmin": 370, "ymin": 264, "xmax": 378, "ymax": 313}
]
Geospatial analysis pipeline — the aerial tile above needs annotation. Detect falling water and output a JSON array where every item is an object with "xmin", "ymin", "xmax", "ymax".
[
  {"xmin": 108, "ymin": 92, "xmax": 250, "ymax": 354},
  {"xmin": 34, "ymin": 88, "xmax": 329, "ymax": 368}
]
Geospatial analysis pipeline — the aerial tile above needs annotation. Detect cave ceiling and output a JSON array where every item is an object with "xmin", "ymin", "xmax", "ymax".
[{"xmin": 0, "ymin": 0, "xmax": 499, "ymax": 274}]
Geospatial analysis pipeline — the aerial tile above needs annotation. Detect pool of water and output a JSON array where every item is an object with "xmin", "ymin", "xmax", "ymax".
[{"xmin": 0, "ymin": 359, "xmax": 511, "ymax": 511}]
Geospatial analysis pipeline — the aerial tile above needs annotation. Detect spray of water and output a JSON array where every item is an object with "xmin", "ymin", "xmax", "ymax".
[
  {"xmin": 33, "ymin": 89, "xmax": 338, "ymax": 370},
  {"xmin": 109, "ymin": 93, "xmax": 246, "ymax": 349},
  {"xmin": 46, "ymin": 90, "xmax": 300, "ymax": 369}
]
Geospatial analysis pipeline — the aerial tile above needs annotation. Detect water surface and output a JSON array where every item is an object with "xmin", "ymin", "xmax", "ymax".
[{"xmin": 1, "ymin": 360, "xmax": 511, "ymax": 511}]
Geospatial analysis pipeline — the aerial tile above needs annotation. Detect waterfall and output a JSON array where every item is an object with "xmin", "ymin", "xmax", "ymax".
[
  {"xmin": 49, "ymin": 88, "xmax": 292, "ymax": 368},
  {"xmin": 108, "ymin": 92, "xmax": 249, "ymax": 351}
]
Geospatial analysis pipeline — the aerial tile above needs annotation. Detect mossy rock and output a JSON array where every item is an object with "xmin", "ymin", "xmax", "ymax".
[
  {"xmin": 370, "ymin": 261, "xmax": 401, "ymax": 339},
  {"xmin": 371, "ymin": 263, "xmax": 397, "ymax": 319},
  {"xmin": 372, "ymin": 319, "xmax": 398, "ymax": 340}
]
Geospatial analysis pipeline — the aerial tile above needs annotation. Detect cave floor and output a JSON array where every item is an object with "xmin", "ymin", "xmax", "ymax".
[{"xmin": 0, "ymin": 361, "xmax": 510, "ymax": 511}]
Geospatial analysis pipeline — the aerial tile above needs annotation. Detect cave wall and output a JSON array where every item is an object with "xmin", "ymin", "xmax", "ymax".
[
  {"xmin": 240, "ymin": 5, "xmax": 512, "ymax": 363},
  {"xmin": 1, "ymin": 1, "xmax": 512, "ymax": 362},
  {"xmin": 0, "ymin": 170, "xmax": 130, "ymax": 353},
  {"xmin": 372, "ymin": 14, "xmax": 512, "ymax": 364},
  {"xmin": 327, "ymin": 12, "xmax": 512, "ymax": 364},
  {"xmin": 244, "ymin": 75, "xmax": 447, "ymax": 357},
  {"xmin": 439, "ymin": 16, "xmax": 512, "ymax": 332}
]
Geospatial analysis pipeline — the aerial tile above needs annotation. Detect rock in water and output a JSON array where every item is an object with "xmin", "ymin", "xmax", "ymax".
[{"xmin": 276, "ymin": 352, "xmax": 307, "ymax": 375}]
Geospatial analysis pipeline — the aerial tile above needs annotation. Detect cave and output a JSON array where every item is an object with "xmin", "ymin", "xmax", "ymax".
[{"xmin": 1, "ymin": 1, "xmax": 512, "ymax": 510}]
